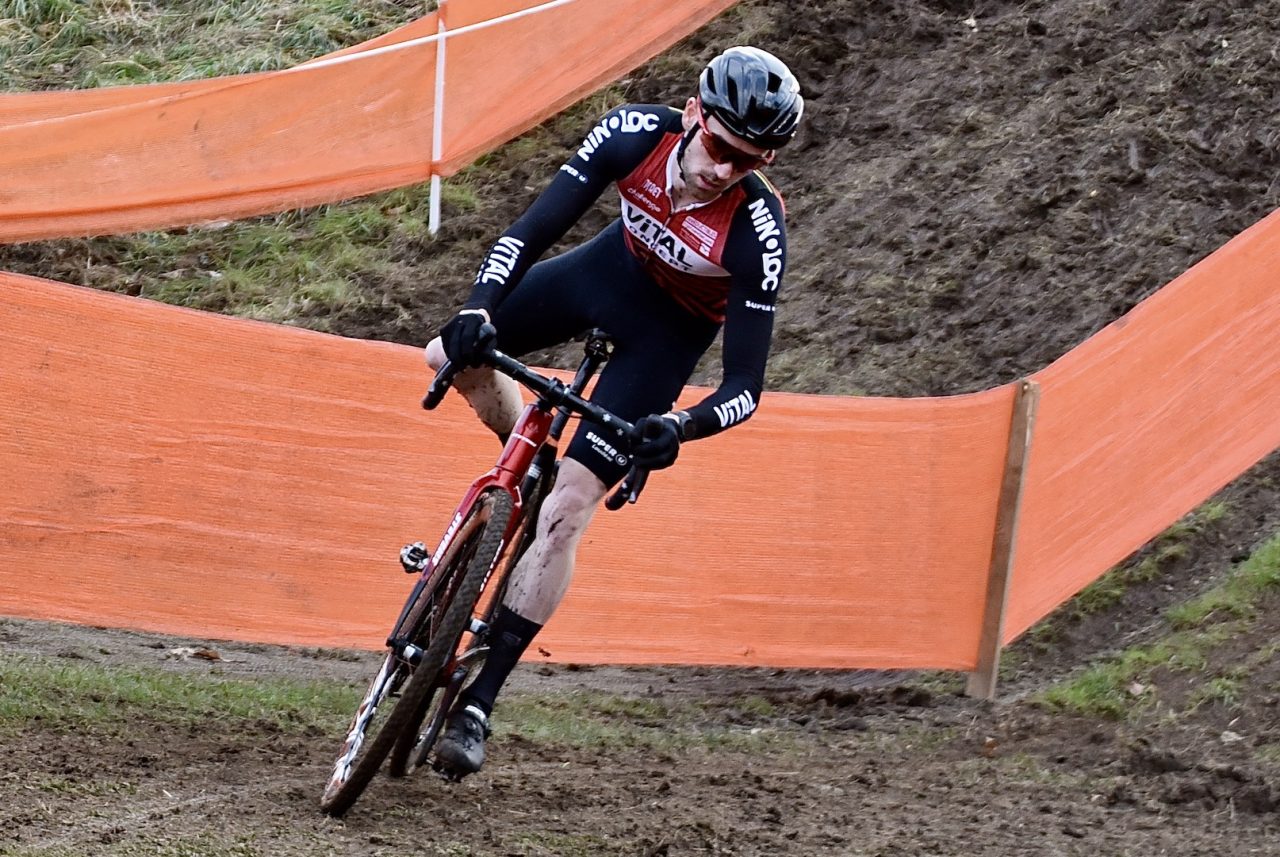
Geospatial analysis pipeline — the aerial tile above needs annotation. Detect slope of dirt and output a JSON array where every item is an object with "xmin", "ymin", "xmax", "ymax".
[{"xmin": 3, "ymin": 0, "xmax": 1279, "ymax": 854}]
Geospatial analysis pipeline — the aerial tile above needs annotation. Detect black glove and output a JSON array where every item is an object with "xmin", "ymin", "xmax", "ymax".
[
  {"xmin": 440, "ymin": 310, "xmax": 496, "ymax": 368},
  {"xmin": 631, "ymin": 414, "xmax": 683, "ymax": 470}
]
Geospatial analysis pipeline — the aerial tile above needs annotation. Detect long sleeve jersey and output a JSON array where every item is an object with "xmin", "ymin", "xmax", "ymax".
[{"xmin": 463, "ymin": 104, "xmax": 789, "ymax": 439}]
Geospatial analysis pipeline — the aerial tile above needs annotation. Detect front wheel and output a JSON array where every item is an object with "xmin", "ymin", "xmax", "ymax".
[
  {"xmin": 319, "ymin": 489, "xmax": 514, "ymax": 816},
  {"xmin": 391, "ymin": 464, "xmax": 553, "ymax": 776}
]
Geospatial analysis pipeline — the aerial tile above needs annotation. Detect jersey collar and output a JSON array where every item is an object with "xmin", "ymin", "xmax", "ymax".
[{"xmin": 665, "ymin": 142, "xmax": 718, "ymax": 213}]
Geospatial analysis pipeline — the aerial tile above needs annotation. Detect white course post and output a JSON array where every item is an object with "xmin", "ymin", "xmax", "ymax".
[{"xmin": 428, "ymin": 1, "xmax": 448, "ymax": 235}]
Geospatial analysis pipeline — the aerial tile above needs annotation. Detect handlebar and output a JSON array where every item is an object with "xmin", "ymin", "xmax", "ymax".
[{"xmin": 424, "ymin": 328, "xmax": 650, "ymax": 509}]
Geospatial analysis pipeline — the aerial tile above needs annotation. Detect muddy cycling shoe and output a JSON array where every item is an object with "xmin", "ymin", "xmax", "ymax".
[{"xmin": 434, "ymin": 703, "xmax": 491, "ymax": 779}]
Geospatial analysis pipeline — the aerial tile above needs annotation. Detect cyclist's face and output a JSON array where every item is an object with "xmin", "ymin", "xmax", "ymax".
[{"xmin": 679, "ymin": 97, "xmax": 773, "ymax": 201}]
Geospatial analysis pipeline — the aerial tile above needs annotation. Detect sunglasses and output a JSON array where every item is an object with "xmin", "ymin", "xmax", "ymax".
[{"xmin": 696, "ymin": 111, "xmax": 775, "ymax": 172}]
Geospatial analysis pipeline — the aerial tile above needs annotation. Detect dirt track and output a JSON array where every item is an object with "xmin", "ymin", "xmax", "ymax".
[
  {"xmin": 3, "ymin": 0, "xmax": 1279, "ymax": 854},
  {"xmin": 4, "ymin": 612, "xmax": 1279, "ymax": 856}
]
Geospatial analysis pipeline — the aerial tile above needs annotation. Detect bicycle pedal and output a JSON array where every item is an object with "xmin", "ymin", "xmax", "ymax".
[{"xmin": 399, "ymin": 541, "xmax": 431, "ymax": 574}]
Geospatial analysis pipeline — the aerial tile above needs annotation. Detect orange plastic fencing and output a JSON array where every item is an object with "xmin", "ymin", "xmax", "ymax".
[
  {"xmin": 435, "ymin": 0, "xmax": 737, "ymax": 172},
  {"xmin": 0, "ymin": 14, "xmax": 441, "ymax": 126},
  {"xmin": 3, "ymin": 211, "xmax": 1278, "ymax": 667},
  {"xmin": 0, "ymin": 0, "xmax": 736, "ymax": 244},
  {"xmin": 0, "ymin": 272, "xmax": 1014, "ymax": 669},
  {"xmin": 1008, "ymin": 208, "xmax": 1280, "ymax": 641},
  {"xmin": 3, "ymin": 0, "xmax": 1278, "ymax": 668}
]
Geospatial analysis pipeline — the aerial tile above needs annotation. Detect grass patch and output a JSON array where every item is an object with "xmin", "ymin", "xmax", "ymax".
[
  {"xmin": 1036, "ymin": 531, "xmax": 1280, "ymax": 720},
  {"xmin": 1166, "ymin": 534, "xmax": 1280, "ymax": 628},
  {"xmin": 910, "ymin": 669, "xmax": 969, "ymax": 696},
  {"xmin": 0, "ymin": 0, "xmax": 428, "ymax": 91},
  {"xmin": 81, "ymin": 191, "xmax": 442, "ymax": 322},
  {"xmin": 736, "ymin": 694, "xmax": 779, "ymax": 717},
  {"xmin": 1186, "ymin": 674, "xmax": 1244, "ymax": 710},
  {"xmin": 0, "ymin": 652, "xmax": 357, "ymax": 734},
  {"xmin": 1070, "ymin": 500, "xmax": 1230, "ymax": 619},
  {"xmin": 496, "ymin": 691, "xmax": 790, "ymax": 753},
  {"xmin": 1257, "ymin": 743, "xmax": 1280, "ymax": 766},
  {"xmin": 0, "ymin": 651, "xmax": 792, "ymax": 757}
]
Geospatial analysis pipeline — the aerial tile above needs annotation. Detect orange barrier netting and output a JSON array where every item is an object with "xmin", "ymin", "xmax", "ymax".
[
  {"xmin": 0, "ymin": 271, "xmax": 1014, "ymax": 669},
  {"xmin": 3, "ymin": 0, "xmax": 1278, "ymax": 667},
  {"xmin": 434, "ymin": 0, "xmax": 737, "ymax": 172},
  {"xmin": 1008, "ymin": 207, "xmax": 1280, "ymax": 641},
  {"xmin": 0, "ymin": 15, "xmax": 441, "ymax": 126},
  {"xmin": 0, "ymin": 0, "xmax": 736, "ymax": 244},
  {"xmin": 3, "ymin": 210, "xmax": 1278, "ymax": 667}
]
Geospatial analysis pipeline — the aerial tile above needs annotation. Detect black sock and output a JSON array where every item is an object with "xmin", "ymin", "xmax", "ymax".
[{"xmin": 462, "ymin": 606, "xmax": 543, "ymax": 717}]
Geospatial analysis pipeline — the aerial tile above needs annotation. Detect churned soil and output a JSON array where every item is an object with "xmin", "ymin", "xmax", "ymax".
[
  {"xmin": 3, "ymin": 610, "xmax": 1279, "ymax": 856},
  {"xmin": 3, "ymin": 0, "xmax": 1280, "ymax": 854}
]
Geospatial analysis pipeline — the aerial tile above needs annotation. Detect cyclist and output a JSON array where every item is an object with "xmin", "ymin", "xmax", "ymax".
[{"xmin": 424, "ymin": 46, "xmax": 803, "ymax": 777}]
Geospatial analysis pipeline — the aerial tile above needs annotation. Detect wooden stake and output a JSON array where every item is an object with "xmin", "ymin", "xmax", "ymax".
[{"xmin": 966, "ymin": 378, "xmax": 1041, "ymax": 701}]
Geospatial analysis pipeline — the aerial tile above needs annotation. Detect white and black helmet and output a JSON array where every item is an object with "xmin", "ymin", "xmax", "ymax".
[{"xmin": 698, "ymin": 46, "xmax": 804, "ymax": 149}]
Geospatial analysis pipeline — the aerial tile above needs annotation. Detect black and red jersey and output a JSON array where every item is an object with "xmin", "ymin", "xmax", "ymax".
[
  {"xmin": 463, "ymin": 104, "xmax": 789, "ymax": 438},
  {"xmin": 610, "ymin": 112, "xmax": 785, "ymax": 323}
]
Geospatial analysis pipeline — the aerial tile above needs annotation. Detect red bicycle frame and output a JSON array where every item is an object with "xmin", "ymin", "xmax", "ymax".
[
  {"xmin": 399, "ymin": 328, "xmax": 645, "ymax": 650},
  {"xmin": 424, "ymin": 402, "xmax": 554, "ymax": 579}
]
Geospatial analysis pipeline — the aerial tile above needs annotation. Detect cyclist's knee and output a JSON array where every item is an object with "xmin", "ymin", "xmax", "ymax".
[
  {"xmin": 540, "ymin": 461, "xmax": 606, "ymax": 541},
  {"xmin": 424, "ymin": 337, "xmax": 447, "ymax": 371},
  {"xmin": 556, "ymin": 459, "xmax": 609, "ymax": 505}
]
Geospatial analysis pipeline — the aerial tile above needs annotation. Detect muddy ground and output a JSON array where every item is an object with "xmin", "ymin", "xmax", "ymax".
[
  {"xmin": 3, "ymin": 603, "xmax": 1278, "ymax": 857},
  {"xmin": 3, "ymin": 0, "xmax": 1280, "ymax": 854}
]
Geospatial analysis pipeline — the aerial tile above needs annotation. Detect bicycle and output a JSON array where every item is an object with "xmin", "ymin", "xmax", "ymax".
[{"xmin": 319, "ymin": 327, "xmax": 648, "ymax": 817}]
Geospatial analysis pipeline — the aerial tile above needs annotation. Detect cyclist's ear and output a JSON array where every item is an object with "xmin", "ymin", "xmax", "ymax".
[{"xmin": 680, "ymin": 97, "xmax": 699, "ymax": 132}]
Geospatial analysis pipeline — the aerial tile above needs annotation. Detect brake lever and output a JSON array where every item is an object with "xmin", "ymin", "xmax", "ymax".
[
  {"xmin": 605, "ymin": 466, "xmax": 649, "ymax": 511},
  {"xmin": 423, "ymin": 323, "xmax": 500, "ymax": 410},
  {"xmin": 422, "ymin": 359, "xmax": 457, "ymax": 410}
]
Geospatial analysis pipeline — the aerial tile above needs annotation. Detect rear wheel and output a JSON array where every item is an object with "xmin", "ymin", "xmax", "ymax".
[{"xmin": 319, "ymin": 489, "xmax": 514, "ymax": 816}]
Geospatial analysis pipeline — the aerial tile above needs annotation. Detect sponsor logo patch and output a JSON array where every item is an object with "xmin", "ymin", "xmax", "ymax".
[
  {"xmin": 577, "ymin": 110, "xmax": 660, "ymax": 162},
  {"xmin": 478, "ymin": 236, "xmax": 525, "ymax": 287},
  {"xmin": 683, "ymin": 216, "xmax": 719, "ymax": 246},
  {"xmin": 748, "ymin": 198, "xmax": 783, "ymax": 291},
  {"xmin": 622, "ymin": 203, "xmax": 695, "ymax": 272},
  {"xmin": 587, "ymin": 431, "xmax": 629, "ymax": 467},
  {"xmin": 624, "ymin": 187, "xmax": 663, "ymax": 214},
  {"xmin": 713, "ymin": 390, "xmax": 757, "ymax": 428},
  {"xmin": 559, "ymin": 164, "xmax": 588, "ymax": 184}
]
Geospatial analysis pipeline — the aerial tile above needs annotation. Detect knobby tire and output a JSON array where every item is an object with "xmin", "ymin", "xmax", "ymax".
[{"xmin": 319, "ymin": 489, "xmax": 514, "ymax": 816}]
